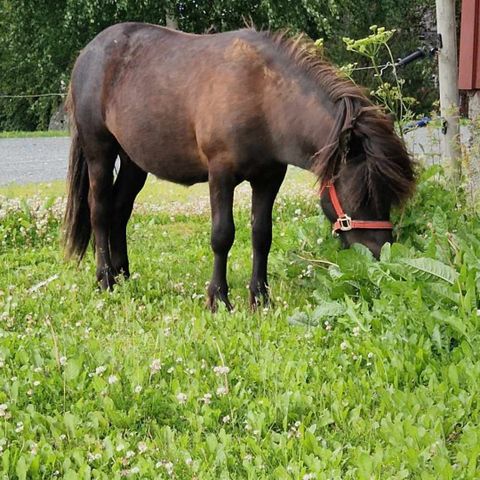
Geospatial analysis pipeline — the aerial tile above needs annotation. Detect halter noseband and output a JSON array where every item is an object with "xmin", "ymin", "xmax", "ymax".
[{"xmin": 320, "ymin": 181, "xmax": 393, "ymax": 235}]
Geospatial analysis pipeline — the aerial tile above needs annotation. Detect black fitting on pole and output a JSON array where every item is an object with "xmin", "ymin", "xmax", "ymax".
[{"xmin": 395, "ymin": 48, "xmax": 427, "ymax": 68}]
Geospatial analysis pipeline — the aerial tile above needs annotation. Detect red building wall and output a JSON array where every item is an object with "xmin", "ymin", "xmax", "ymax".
[{"xmin": 459, "ymin": 0, "xmax": 480, "ymax": 90}]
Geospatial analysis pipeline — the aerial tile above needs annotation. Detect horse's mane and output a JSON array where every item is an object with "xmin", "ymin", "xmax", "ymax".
[{"xmin": 262, "ymin": 31, "xmax": 416, "ymax": 208}]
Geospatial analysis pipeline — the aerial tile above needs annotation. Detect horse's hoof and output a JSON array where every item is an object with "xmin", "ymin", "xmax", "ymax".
[
  {"xmin": 97, "ymin": 268, "xmax": 116, "ymax": 291},
  {"xmin": 112, "ymin": 265, "xmax": 130, "ymax": 278},
  {"xmin": 249, "ymin": 287, "xmax": 270, "ymax": 311},
  {"xmin": 207, "ymin": 291, "xmax": 233, "ymax": 313}
]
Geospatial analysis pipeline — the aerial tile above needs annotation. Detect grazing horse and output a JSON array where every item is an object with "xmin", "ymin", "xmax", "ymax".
[{"xmin": 64, "ymin": 23, "xmax": 415, "ymax": 310}]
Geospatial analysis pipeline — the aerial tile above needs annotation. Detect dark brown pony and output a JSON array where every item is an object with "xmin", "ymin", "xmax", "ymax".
[{"xmin": 64, "ymin": 23, "xmax": 415, "ymax": 310}]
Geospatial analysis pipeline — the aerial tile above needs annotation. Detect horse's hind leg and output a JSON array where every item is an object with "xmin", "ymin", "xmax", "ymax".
[
  {"xmin": 110, "ymin": 152, "xmax": 147, "ymax": 277},
  {"xmin": 249, "ymin": 164, "xmax": 287, "ymax": 309},
  {"xmin": 84, "ymin": 137, "xmax": 118, "ymax": 290},
  {"xmin": 207, "ymin": 168, "xmax": 236, "ymax": 312}
]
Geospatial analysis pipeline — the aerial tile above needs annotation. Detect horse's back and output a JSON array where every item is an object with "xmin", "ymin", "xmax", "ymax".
[{"xmin": 71, "ymin": 23, "xmax": 276, "ymax": 184}]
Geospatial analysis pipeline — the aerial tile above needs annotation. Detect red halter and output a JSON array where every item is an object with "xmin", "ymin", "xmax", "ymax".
[{"xmin": 320, "ymin": 181, "xmax": 393, "ymax": 235}]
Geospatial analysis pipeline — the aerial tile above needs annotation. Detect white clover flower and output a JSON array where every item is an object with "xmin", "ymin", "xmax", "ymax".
[
  {"xmin": 116, "ymin": 444, "xmax": 125, "ymax": 452},
  {"xmin": 108, "ymin": 375, "xmax": 118, "ymax": 385},
  {"xmin": 134, "ymin": 385, "xmax": 142, "ymax": 394},
  {"xmin": 185, "ymin": 457, "xmax": 193, "ymax": 466},
  {"xmin": 130, "ymin": 466, "xmax": 140, "ymax": 474},
  {"xmin": 222, "ymin": 415, "xmax": 231, "ymax": 423},
  {"xmin": 176, "ymin": 392, "xmax": 187, "ymax": 404},
  {"xmin": 125, "ymin": 450, "xmax": 135, "ymax": 459},
  {"xmin": 33, "ymin": 380, "xmax": 41, "ymax": 387},
  {"xmin": 59, "ymin": 356, "xmax": 67, "ymax": 366},
  {"xmin": 138, "ymin": 442, "xmax": 148, "ymax": 453},
  {"xmin": 368, "ymin": 352, "xmax": 374, "ymax": 359},
  {"xmin": 340, "ymin": 341, "xmax": 348, "ymax": 350},
  {"xmin": 150, "ymin": 359, "xmax": 162, "ymax": 374},
  {"xmin": 0, "ymin": 404, "xmax": 8, "ymax": 417},
  {"xmin": 95, "ymin": 365, "xmax": 106, "ymax": 376},
  {"xmin": 216, "ymin": 386, "xmax": 228, "ymax": 396},
  {"xmin": 200, "ymin": 393, "xmax": 212, "ymax": 405},
  {"xmin": 213, "ymin": 365, "xmax": 230, "ymax": 376},
  {"xmin": 303, "ymin": 474, "xmax": 316, "ymax": 480}
]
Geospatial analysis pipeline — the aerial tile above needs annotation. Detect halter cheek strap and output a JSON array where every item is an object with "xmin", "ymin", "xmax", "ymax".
[{"xmin": 320, "ymin": 181, "xmax": 393, "ymax": 235}]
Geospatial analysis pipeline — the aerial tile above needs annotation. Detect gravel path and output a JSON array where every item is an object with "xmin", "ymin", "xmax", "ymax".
[
  {"xmin": 0, "ymin": 137, "xmax": 70, "ymax": 186},
  {"xmin": 0, "ymin": 127, "xmax": 475, "ymax": 186}
]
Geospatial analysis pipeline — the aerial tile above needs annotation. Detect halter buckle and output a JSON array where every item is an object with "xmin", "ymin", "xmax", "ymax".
[{"xmin": 338, "ymin": 214, "xmax": 352, "ymax": 231}]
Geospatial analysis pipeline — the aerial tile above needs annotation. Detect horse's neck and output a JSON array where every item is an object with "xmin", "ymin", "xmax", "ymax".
[{"xmin": 265, "ymin": 81, "xmax": 336, "ymax": 170}]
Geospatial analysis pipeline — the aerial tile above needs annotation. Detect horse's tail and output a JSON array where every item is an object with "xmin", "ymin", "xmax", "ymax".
[{"xmin": 63, "ymin": 84, "xmax": 91, "ymax": 261}]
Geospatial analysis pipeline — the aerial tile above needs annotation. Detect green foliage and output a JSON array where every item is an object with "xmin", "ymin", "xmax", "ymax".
[
  {"xmin": 343, "ymin": 26, "xmax": 416, "ymax": 127},
  {"xmin": 0, "ymin": 0, "xmax": 436, "ymax": 130},
  {"xmin": 0, "ymin": 167, "xmax": 479, "ymax": 477}
]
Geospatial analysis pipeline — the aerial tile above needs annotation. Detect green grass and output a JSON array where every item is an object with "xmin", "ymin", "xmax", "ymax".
[
  {"xmin": 0, "ymin": 166, "xmax": 479, "ymax": 479},
  {"xmin": 0, "ymin": 130, "xmax": 69, "ymax": 139}
]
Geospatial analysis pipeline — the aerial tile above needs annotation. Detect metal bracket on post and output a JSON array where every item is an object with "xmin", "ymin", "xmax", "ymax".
[
  {"xmin": 441, "ymin": 119, "xmax": 448, "ymax": 134},
  {"xmin": 437, "ymin": 33, "xmax": 443, "ymax": 50}
]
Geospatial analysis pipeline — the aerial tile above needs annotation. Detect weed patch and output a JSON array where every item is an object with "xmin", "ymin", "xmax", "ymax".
[{"xmin": 0, "ymin": 167, "xmax": 479, "ymax": 478}]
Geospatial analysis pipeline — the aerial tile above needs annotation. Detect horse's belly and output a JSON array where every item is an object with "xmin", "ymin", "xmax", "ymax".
[
  {"xmin": 150, "ymin": 158, "xmax": 209, "ymax": 185},
  {"xmin": 112, "ymin": 124, "xmax": 209, "ymax": 185},
  {"xmin": 131, "ymin": 149, "xmax": 208, "ymax": 186}
]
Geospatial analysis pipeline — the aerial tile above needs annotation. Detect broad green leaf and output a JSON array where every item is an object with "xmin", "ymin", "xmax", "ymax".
[
  {"xmin": 425, "ymin": 282, "xmax": 460, "ymax": 305},
  {"xmin": 402, "ymin": 258, "xmax": 459, "ymax": 284},
  {"xmin": 64, "ymin": 358, "xmax": 83, "ymax": 381},
  {"xmin": 15, "ymin": 456, "xmax": 27, "ymax": 480},
  {"xmin": 287, "ymin": 311, "xmax": 315, "ymax": 326},
  {"xmin": 311, "ymin": 301, "xmax": 345, "ymax": 321},
  {"xmin": 380, "ymin": 242, "xmax": 391, "ymax": 262},
  {"xmin": 64, "ymin": 412, "xmax": 77, "ymax": 438}
]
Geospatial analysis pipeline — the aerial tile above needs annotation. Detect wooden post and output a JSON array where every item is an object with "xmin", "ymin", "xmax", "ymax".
[{"xmin": 435, "ymin": 0, "xmax": 461, "ymax": 182}]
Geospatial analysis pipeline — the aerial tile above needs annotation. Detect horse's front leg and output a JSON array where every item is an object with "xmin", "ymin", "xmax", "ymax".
[
  {"xmin": 207, "ymin": 169, "xmax": 236, "ymax": 312},
  {"xmin": 249, "ymin": 165, "xmax": 287, "ymax": 309}
]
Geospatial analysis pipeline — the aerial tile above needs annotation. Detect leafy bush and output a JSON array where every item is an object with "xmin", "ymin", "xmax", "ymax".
[{"xmin": 0, "ymin": 0, "xmax": 437, "ymax": 130}]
